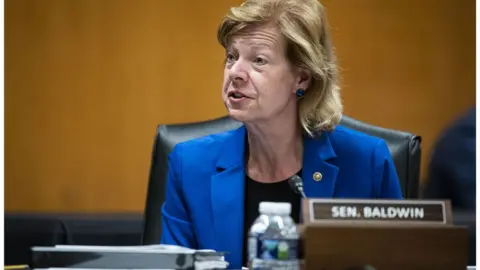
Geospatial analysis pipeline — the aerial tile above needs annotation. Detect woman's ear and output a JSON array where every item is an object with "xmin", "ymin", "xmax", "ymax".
[{"xmin": 295, "ymin": 68, "xmax": 312, "ymax": 92}]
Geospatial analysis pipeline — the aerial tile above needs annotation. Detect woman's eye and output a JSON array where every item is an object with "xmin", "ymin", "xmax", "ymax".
[
  {"xmin": 254, "ymin": 57, "xmax": 266, "ymax": 65},
  {"xmin": 226, "ymin": 53, "xmax": 236, "ymax": 62}
]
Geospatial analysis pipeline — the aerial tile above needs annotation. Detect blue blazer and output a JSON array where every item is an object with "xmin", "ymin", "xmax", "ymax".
[{"xmin": 160, "ymin": 125, "xmax": 403, "ymax": 269}]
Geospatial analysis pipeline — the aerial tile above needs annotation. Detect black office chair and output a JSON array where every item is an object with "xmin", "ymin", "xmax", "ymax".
[{"xmin": 141, "ymin": 115, "xmax": 421, "ymax": 244}]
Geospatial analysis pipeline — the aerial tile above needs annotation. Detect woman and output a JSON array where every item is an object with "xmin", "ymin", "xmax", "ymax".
[{"xmin": 160, "ymin": 0, "xmax": 403, "ymax": 268}]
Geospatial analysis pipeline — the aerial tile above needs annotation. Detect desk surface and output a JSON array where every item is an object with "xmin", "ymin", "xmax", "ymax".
[
  {"xmin": 4, "ymin": 212, "xmax": 143, "ymax": 265},
  {"xmin": 4, "ymin": 210, "xmax": 476, "ymax": 266}
]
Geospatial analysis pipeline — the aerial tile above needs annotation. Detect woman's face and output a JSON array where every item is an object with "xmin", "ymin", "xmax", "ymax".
[{"xmin": 222, "ymin": 24, "xmax": 307, "ymax": 123}]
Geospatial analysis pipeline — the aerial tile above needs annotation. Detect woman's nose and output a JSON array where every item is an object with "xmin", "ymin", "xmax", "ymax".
[{"xmin": 229, "ymin": 59, "xmax": 248, "ymax": 82}]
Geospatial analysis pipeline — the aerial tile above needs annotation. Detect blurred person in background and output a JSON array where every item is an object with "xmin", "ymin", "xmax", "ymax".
[
  {"xmin": 160, "ymin": 0, "xmax": 403, "ymax": 268},
  {"xmin": 423, "ymin": 107, "xmax": 476, "ymax": 210}
]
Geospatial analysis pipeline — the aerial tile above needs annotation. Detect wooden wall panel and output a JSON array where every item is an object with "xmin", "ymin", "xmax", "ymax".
[
  {"xmin": 5, "ymin": 0, "xmax": 475, "ymax": 212},
  {"xmin": 322, "ymin": 0, "xmax": 475, "ymax": 181}
]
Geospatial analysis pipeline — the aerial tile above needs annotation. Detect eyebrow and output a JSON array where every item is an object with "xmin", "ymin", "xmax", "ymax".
[{"xmin": 227, "ymin": 42, "xmax": 276, "ymax": 52}]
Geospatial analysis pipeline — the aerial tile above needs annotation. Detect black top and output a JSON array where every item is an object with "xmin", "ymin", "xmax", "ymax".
[{"xmin": 242, "ymin": 170, "xmax": 302, "ymax": 266}]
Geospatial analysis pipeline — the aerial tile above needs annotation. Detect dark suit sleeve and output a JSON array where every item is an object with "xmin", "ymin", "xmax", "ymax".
[
  {"xmin": 160, "ymin": 144, "xmax": 197, "ymax": 248},
  {"xmin": 374, "ymin": 139, "xmax": 404, "ymax": 199}
]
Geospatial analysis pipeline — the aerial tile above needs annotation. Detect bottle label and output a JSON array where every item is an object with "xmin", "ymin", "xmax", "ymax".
[{"xmin": 249, "ymin": 236, "xmax": 299, "ymax": 261}]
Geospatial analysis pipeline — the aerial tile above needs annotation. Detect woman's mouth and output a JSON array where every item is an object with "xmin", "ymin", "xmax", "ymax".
[{"xmin": 228, "ymin": 92, "xmax": 251, "ymax": 103}]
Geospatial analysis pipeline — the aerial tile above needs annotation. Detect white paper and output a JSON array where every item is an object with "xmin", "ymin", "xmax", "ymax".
[{"xmin": 32, "ymin": 244, "xmax": 196, "ymax": 254}]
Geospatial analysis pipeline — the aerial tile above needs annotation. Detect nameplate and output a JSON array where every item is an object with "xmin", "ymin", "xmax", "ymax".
[{"xmin": 302, "ymin": 199, "xmax": 452, "ymax": 225}]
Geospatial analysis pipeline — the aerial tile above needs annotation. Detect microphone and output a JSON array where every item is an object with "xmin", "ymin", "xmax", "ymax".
[{"xmin": 288, "ymin": 175, "xmax": 307, "ymax": 198}]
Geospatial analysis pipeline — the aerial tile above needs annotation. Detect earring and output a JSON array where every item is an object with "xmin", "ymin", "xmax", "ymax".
[{"xmin": 296, "ymin": 88, "xmax": 305, "ymax": 97}]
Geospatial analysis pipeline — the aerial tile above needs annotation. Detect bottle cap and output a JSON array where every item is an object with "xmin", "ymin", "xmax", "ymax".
[{"xmin": 259, "ymin": 202, "xmax": 292, "ymax": 215}]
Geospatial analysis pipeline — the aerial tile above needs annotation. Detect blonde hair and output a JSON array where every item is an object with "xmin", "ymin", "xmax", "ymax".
[{"xmin": 217, "ymin": 0, "xmax": 342, "ymax": 136}]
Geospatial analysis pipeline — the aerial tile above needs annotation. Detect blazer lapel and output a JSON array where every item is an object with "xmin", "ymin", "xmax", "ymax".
[
  {"xmin": 210, "ymin": 126, "xmax": 246, "ymax": 267},
  {"xmin": 302, "ymin": 131, "xmax": 339, "ymax": 198}
]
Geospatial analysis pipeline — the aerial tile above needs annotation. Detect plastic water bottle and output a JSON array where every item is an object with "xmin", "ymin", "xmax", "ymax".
[{"xmin": 247, "ymin": 202, "xmax": 300, "ymax": 270}]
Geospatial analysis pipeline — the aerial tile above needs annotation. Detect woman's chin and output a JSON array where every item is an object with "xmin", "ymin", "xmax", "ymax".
[{"xmin": 227, "ymin": 109, "xmax": 254, "ymax": 122}]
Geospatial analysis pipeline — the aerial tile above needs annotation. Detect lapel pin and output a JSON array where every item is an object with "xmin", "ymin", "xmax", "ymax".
[{"xmin": 313, "ymin": 172, "xmax": 322, "ymax": 182}]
